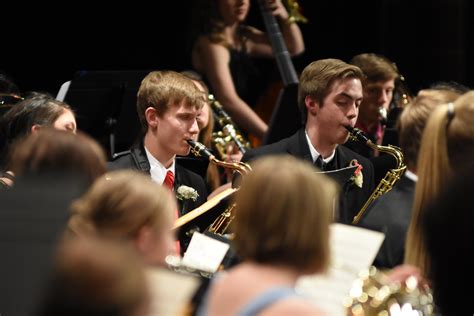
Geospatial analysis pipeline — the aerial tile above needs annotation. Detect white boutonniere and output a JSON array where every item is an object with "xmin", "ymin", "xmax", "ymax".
[
  {"xmin": 349, "ymin": 159, "xmax": 364, "ymax": 188},
  {"xmin": 176, "ymin": 185, "xmax": 199, "ymax": 201}
]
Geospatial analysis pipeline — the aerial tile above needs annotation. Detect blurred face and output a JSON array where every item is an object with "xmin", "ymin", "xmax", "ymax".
[
  {"xmin": 312, "ymin": 77, "xmax": 363, "ymax": 145},
  {"xmin": 192, "ymin": 80, "xmax": 211, "ymax": 130},
  {"xmin": 196, "ymin": 103, "xmax": 210, "ymax": 130},
  {"xmin": 156, "ymin": 101, "xmax": 200, "ymax": 157},
  {"xmin": 359, "ymin": 79, "xmax": 395, "ymax": 124},
  {"xmin": 54, "ymin": 109, "xmax": 77, "ymax": 133},
  {"xmin": 218, "ymin": 0, "xmax": 250, "ymax": 25},
  {"xmin": 140, "ymin": 194, "xmax": 177, "ymax": 266}
]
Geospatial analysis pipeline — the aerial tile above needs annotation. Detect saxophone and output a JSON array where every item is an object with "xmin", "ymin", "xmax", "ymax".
[
  {"xmin": 186, "ymin": 139, "xmax": 252, "ymax": 235},
  {"xmin": 209, "ymin": 94, "xmax": 251, "ymax": 160},
  {"xmin": 345, "ymin": 126, "xmax": 407, "ymax": 224},
  {"xmin": 346, "ymin": 266, "xmax": 434, "ymax": 315}
]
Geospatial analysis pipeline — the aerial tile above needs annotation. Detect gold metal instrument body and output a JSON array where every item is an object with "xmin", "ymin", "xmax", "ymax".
[
  {"xmin": 284, "ymin": 0, "xmax": 308, "ymax": 24},
  {"xmin": 209, "ymin": 94, "xmax": 251, "ymax": 161},
  {"xmin": 345, "ymin": 126, "xmax": 407, "ymax": 224},
  {"xmin": 346, "ymin": 266, "xmax": 434, "ymax": 315},
  {"xmin": 207, "ymin": 203, "xmax": 237, "ymax": 236},
  {"xmin": 187, "ymin": 140, "xmax": 252, "ymax": 235}
]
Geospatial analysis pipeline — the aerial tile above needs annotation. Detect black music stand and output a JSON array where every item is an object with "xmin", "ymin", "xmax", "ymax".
[
  {"xmin": 63, "ymin": 70, "xmax": 150, "ymax": 157},
  {"xmin": 262, "ymin": 83, "xmax": 302, "ymax": 145},
  {"xmin": 0, "ymin": 173, "xmax": 86, "ymax": 316}
]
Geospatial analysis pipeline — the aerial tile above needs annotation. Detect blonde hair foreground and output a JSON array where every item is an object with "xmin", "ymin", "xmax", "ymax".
[
  {"xmin": 69, "ymin": 170, "xmax": 174, "ymax": 240},
  {"xmin": 233, "ymin": 155, "xmax": 338, "ymax": 273},
  {"xmin": 405, "ymin": 91, "xmax": 474, "ymax": 275}
]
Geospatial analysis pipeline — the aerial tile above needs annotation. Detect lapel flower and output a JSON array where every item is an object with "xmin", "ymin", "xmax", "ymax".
[
  {"xmin": 176, "ymin": 185, "xmax": 199, "ymax": 201},
  {"xmin": 349, "ymin": 159, "xmax": 363, "ymax": 188}
]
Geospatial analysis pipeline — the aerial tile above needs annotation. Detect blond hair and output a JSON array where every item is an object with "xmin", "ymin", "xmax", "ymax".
[
  {"xmin": 136, "ymin": 70, "xmax": 204, "ymax": 133},
  {"xmin": 233, "ymin": 155, "xmax": 337, "ymax": 273},
  {"xmin": 69, "ymin": 170, "xmax": 174, "ymax": 240},
  {"xmin": 398, "ymin": 89, "xmax": 462, "ymax": 170},
  {"xmin": 405, "ymin": 91, "xmax": 474, "ymax": 275}
]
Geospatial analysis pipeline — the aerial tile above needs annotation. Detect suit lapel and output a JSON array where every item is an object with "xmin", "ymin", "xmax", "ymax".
[{"xmin": 286, "ymin": 128, "xmax": 313, "ymax": 163}]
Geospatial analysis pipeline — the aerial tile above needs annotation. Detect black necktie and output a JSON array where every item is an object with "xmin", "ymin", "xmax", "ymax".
[
  {"xmin": 315, "ymin": 155, "xmax": 326, "ymax": 171},
  {"xmin": 315, "ymin": 155, "xmax": 336, "ymax": 171}
]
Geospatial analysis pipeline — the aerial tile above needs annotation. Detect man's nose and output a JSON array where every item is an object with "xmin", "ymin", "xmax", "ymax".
[
  {"xmin": 189, "ymin": 119, "xmax": 200, "ymax": 134},
  {"xmin": 347, "ymin": 102, "xmax": 358, "ymax": 119},
  {"xmin": 378, "ymin": 91, "xmax": 390, "ymax": 105}
]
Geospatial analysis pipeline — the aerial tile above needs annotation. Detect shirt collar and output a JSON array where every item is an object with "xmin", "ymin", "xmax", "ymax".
[
  {"xmin": 144, "ymin": 146, "xmax": 175, "ymax": 184},
  {"xmin": 305, "ymin": 130, "xmax": 335, "ymax": 164}
]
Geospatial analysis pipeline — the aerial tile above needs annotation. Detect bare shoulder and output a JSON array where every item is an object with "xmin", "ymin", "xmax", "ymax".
[
  {"xmin": 242, "ymin": 25, "xmax": 266, "ymax": 40},
  {"xmin": 192, "ymin": 36, "xmax": 230, "ymax": 69},
  {"xmin": 263, "ymin": 297, "xmax": 327, "ymax": 316},
  {"xmin": 241, "ymin": 25, "xmax": 272, "ymax": 57},
  {"xmin": 194, "ymin": 36, "xmax": 228, "ymax": 54}
]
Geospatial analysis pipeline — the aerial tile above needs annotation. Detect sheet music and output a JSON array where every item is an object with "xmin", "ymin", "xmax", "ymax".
[
  {"xmin": 296, "ymin": 223, "xmax": 385, "ymax": 316},
  {"xmin": 146, "ymin": 267, "xmax": 200, "ymax": 316},
  {"xmin": 181, "ymin": 232, "xmax": 230, "ymax": 273}
]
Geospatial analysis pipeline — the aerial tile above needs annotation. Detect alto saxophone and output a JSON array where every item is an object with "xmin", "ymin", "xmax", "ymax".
[
  {"xmin": 186, "ymin": 139, "xmax": 252, "ymax": 235},
  {"xmin": 345, "ymin": 126, "xmax": 407, "ymax": 224}
]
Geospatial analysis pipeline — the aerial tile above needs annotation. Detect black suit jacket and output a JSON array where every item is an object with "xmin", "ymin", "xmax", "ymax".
[
  {"xmin": 358, "ymin": 174, "xmax": 415, "ymax": 269},
  {"xmin": 242, "ymin": 128, "xmax": 375, "ymax": 224},
  {"xmin": 107, "ymin": 143, "xmax": 209, "ymax": 251}
]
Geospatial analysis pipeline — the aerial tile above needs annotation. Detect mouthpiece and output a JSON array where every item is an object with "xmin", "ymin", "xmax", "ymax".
[
  {"xmin": 379, "ymin": 107, "xmax": 388, "ymax": 126},
  {"xmin": 344, "ymin": 125, "xmax": 371, "ymax": 144},
  {"xmin": 186, "ymin": 139, "xmax": 214, "ymax": 159}
]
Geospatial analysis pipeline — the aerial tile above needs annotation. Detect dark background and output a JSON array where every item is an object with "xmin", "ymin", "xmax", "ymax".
[{"xmin": 3, "ymin": 0, "xmax": 472, "ymax": 98}]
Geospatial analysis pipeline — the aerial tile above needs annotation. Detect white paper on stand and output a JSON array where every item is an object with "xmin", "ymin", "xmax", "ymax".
[
  {"xmin": 181, "ymin": 232, "xmax": 230, "ymax": 273},
  {"xmin": 296, "ymin": 223, "xmax": 385, "ymax": 316}
]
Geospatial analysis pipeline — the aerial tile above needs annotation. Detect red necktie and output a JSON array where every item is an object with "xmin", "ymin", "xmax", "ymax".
[
  {"xmin": 163, "ymin": 170, "xmax": 181, "ymax": 255},
  {"xmin": 163, "ymin": 170, "xmax": 174, "ymax": 191}
]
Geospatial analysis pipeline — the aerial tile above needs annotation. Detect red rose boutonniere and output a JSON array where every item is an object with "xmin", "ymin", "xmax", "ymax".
[{"xmin": 349, "ymin": 159, "xmax": 363, "ymax": 188}]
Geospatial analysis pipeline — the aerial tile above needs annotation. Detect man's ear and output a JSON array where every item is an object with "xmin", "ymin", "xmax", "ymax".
[
  {"xmin": 30, "ymin": 124, "xmax": 41, "ymax": 133},
  {"xmin": 305, "ymin": 95, "xmax": 320, "ymax": 116},
  {"xmin": 134, "ymin": 225, "xmax": 153, "ymax": 254},
  {"xmin": 145, "ymin": 107, "xmax": 159, "ymax": 128}
]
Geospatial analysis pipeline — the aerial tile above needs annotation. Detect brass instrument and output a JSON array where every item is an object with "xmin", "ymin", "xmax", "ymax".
[
  {"xmin": 284, "ymin": 0, "xmax": 308, "ymax": 24},
  {"xmin": 346, "ymin": 266, "xmax": 434, "ymax": 315},
  {"xmin": 345, "ymin": 126, "xmax": 407, "ymax": 224},
  {"xmin": 187, "ymin": 139, "xmax": 252, "ymax": 235},
  {"xmin": 384, "ymin": 71, "xmax": 413, "ymax": 128},
  {"xmin": 209, "ymin": 94, "xmax": 251, "ymax": 160},
  {"xmin": 395, "ymin": 75, "xmax": 412, "ymax": 107}
]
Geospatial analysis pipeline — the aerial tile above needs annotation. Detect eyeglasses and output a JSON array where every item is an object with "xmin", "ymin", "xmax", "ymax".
[{"xmin": 0, "ymin": 93, "xmax": 24, "ymax": 106}]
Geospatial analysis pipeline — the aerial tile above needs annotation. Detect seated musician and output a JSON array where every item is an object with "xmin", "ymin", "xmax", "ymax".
[
  {"xmin": 359, "ymin": 88, "xmax": 463, "ymax": 268},
  {"xmin": 241, "ymin": 59, "xmax": 374, "ymax": 224},
  {"xmin": 108, "ymin": 71, "xmax": 209, "ymax": 253},
  {"xmin": 197, "ymin": 156, "xmax": 337, "ymax": 316},
  {"xmin": 190, "ymin": 0, "xmax": 305, "ymax": 141}
]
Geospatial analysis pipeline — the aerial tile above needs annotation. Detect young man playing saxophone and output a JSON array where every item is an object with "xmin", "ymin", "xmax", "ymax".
[
  {"xmin": 241, "ymin": 59, "xmax": 375, "ymax": 224},
  {"xmin": 108, "ymin": 70, "xmax": 209, "ymax": 253}
]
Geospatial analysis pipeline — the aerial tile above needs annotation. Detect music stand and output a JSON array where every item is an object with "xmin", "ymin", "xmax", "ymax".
[
  {"xmin": 63, "ymin": 70, "xmax": 150, "ymax": 157},
  {"xmin": 262, "ymin": 83, "xmax": 302, "ymax": 145},
  {"xmin": 0, "ymin": 173, "xmax": 85, "ymax": 316}
]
